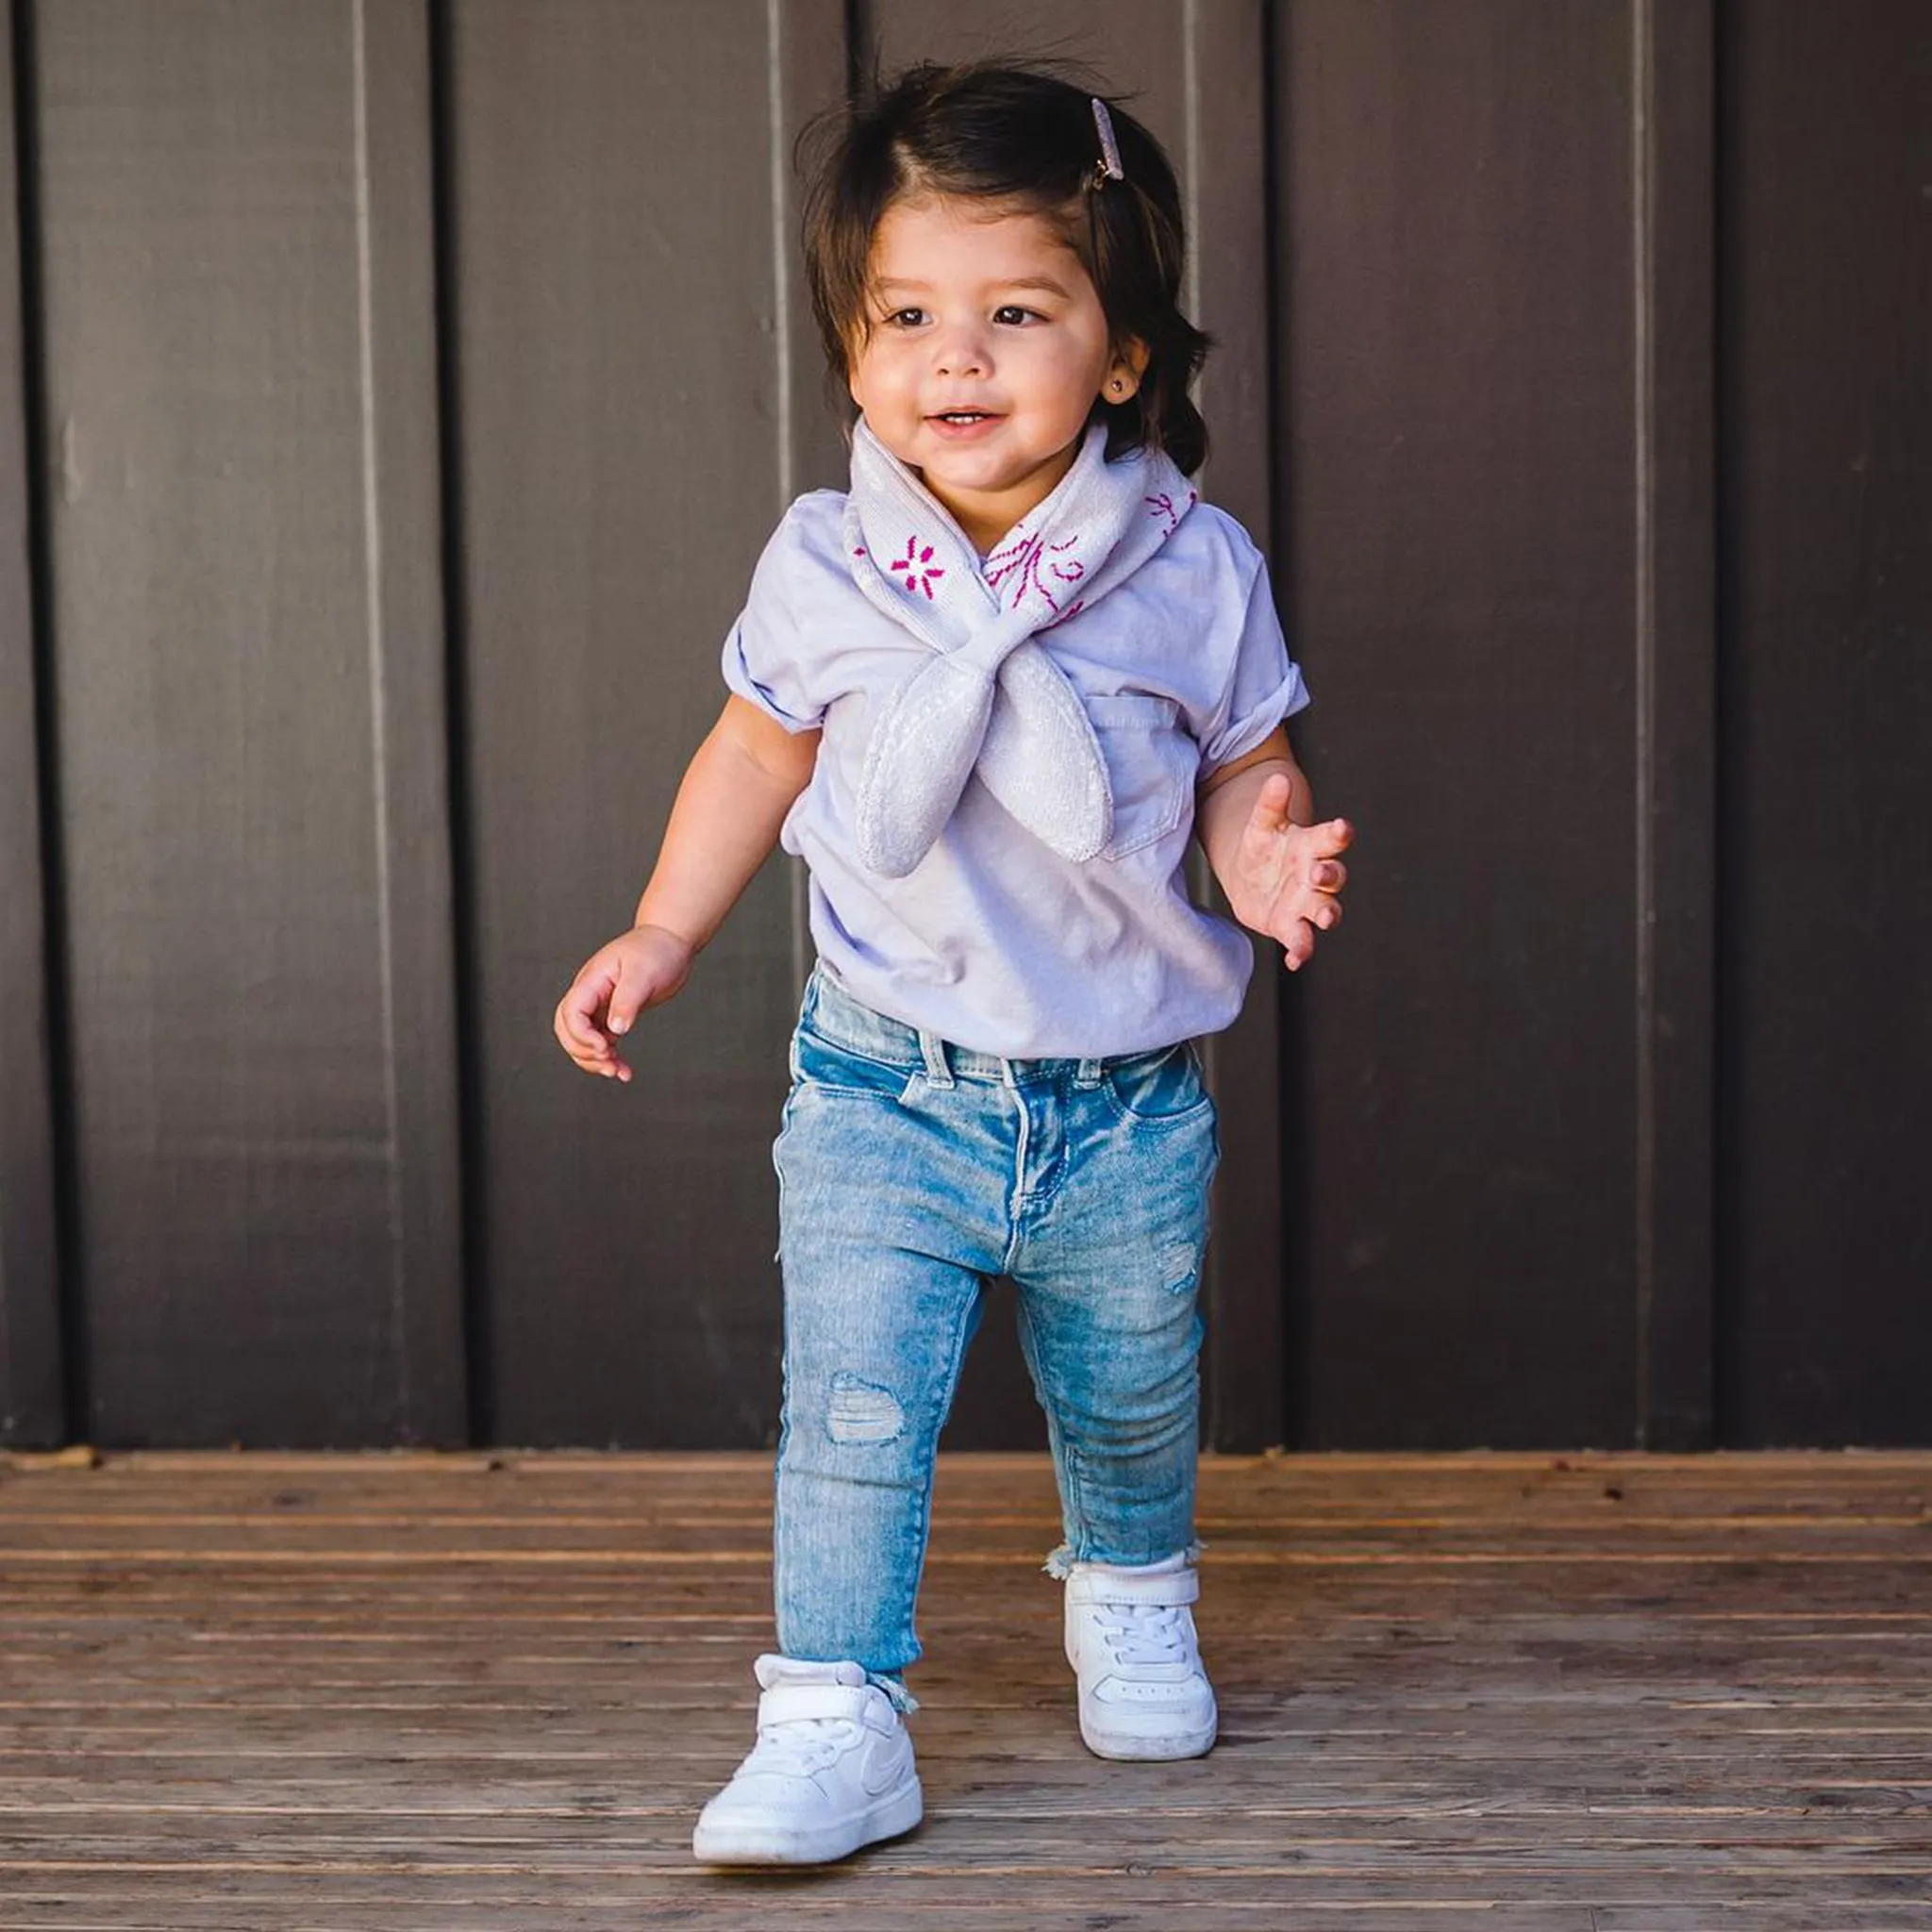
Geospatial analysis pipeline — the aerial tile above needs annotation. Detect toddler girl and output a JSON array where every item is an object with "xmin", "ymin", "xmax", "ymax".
[{"xmin": 554, "ymin": 61, "xmax": 1352, "ymax": 1866}]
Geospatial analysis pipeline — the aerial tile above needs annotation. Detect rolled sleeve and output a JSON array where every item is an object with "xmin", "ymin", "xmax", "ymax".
[
  {"xmin": 723, "ymin": 620, "xmax": 819, "ymax": 733},
  {"xmin": 718, "ymin": 507, "xmax": 825, "ymax": 734},
  {"xmin": 1196, "ymin": 550, "xmax": 1311, "ymax": 774}
]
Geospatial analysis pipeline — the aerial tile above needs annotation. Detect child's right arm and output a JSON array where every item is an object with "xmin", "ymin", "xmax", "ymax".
[{"xmin": 554, "ymin": 694, "xmax": 821, "ymax": 1083}]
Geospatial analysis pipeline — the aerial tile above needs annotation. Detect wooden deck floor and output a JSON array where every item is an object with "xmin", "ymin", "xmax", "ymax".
[{"xmin": 2, "ymin": 1450, "xmax": 1930, "ymax": 1930}]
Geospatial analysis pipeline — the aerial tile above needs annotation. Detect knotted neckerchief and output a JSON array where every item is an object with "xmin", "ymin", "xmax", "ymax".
[{"xmin": 842, "ymin": 417, "xmax": 1198, "ymax": 878}]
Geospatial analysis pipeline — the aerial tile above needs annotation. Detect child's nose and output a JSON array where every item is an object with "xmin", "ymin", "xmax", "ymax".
[{"xmin": 932, "ymin": 323, "xmax": 991, "ymax": 378}]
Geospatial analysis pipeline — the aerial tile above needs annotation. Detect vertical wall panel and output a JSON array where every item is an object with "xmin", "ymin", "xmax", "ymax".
[
  {"xmin": 859, "ymin": 1, "xmax": 1287, "ymax": 1449},
  {"xmin": 1634, "ymin": 0, "xmax": 1717, "ymax": 1449},
  {"xmin": 35, "ymin": 0, "xmax": 464, "ymax": 1445},
  {"xmin": 1177, "ymin": 0, "xmax": 1290, "ymax": 1454},
  {"xmin": 1718, "ymin": 0, "xmax": 1932, "ymax": 1443},
  {"xmin": 0, "ymin": 0, "xmax": 64, "ymax": 1444},
  {"xmin": 1277, "ymin": 0, "xmax": 1649, "ymax": 1446},
  {"xmin": 453, "ymin": 0, "xmax": 845, "ymax": 1446}
]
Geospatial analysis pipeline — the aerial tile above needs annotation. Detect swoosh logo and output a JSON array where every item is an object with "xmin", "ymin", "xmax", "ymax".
[{"xmin": 860, "ymin": 1738, "xmax": 911, "ymax": 1797}]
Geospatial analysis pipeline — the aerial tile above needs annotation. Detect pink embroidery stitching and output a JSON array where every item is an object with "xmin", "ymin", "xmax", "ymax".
[
  {"xmin": 1144, "ymin": 490, "xmax": 1194, "ymax": 536},
  {"xmin": 891, "ymin": 536, "xmax": 944, "ymax": 599},
  {"xmin": 985, "ymin": 529, "xmax": 1086, "ymax": 615}
]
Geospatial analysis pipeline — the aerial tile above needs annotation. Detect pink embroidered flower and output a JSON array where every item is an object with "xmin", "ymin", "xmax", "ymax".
[{"xmin": 891, "ymin": 536, "xmax": 944, "ymax": 599}]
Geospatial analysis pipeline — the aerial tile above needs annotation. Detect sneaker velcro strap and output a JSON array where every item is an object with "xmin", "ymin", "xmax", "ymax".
[
  {"xmin": 1067, "ymin": 1564, "xmax": 1201, "ymax": 1608},
  {"xmin": 757, "ymin": 1683, "xmax": 878, "ymax": 1726}
]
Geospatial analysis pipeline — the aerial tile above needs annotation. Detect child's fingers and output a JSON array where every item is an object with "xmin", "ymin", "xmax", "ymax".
[
  {"xmin": 563, "ymin": 1041, "xmax": 631, "ymax": 1082},
  {"xmin": 553, "ymin": 1003, "xmax": 605, "ymax": 1064},
  {"xmin": 1278, "ymin": 884, "xmax": 1346, "ymax": 964},
  {"xmin": 1314, "ymin": 816, "xmax": 1354, "ymax": 856},
  {"xmin": 607, "ymin": 957, "xmax": 657, "ymax": 1038},
  {"xmin": 1246, "ymin": 772, "xmax": 1295, "ymax": 838},
  {"xmin": 558, "ymin": 965, "xmax": 618, "ymax": 1054}
]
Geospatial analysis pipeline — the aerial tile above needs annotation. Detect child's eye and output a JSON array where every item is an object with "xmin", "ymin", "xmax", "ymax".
[
  {"xmin": 883, "ymin": 307, "xmax": 927, "ymax": 328},
  {"xmin": 993, "ymin": 305, "xmax": 1042, "ymax": 325}
]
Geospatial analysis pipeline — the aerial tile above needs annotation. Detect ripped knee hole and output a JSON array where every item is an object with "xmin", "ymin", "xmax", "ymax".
[{"xmin": 825, "ymin": 1371, "xmax": 906, "ymax": 1445}]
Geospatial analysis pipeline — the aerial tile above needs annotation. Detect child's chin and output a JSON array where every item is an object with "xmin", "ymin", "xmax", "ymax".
[{"xmin": 922, "ymin": 441, "xmax": 1025, "ymax": 480}]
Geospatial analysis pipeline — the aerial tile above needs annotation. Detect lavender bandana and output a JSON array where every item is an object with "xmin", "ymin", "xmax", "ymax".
[{"xmin": 843, "ymin": 416, "xmax": 1198, "ymax": 878}]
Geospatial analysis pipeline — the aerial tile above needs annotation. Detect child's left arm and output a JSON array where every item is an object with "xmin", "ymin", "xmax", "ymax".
[{"xmin": 1195, "ymin": 727, "xmax": 1353, "ymax": 973}]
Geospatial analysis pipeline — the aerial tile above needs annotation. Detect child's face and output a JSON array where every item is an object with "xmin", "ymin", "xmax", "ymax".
[{"xmin": 848, "ymin": 194, "xmax": 1141, "ymax": 552}]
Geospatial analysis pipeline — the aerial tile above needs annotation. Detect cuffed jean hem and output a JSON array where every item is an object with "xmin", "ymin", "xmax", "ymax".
[
  {"xmin": 867, "ymin": 1671, "xmax": 919, "ymax": 1715},
  {"xmin": 1041, "ymin": 1535, "xmax": 1207, "ymax": 1580}
]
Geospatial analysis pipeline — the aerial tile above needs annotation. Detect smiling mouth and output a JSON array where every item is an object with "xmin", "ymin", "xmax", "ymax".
[{"xmin": 929, "ymin": 410, "xmax": 999, "ymax": 425}]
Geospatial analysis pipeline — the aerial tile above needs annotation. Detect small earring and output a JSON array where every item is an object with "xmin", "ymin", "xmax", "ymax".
[{"xmin": 1109, "ymin": 377, "xmax": 1126, "ymax": 394}]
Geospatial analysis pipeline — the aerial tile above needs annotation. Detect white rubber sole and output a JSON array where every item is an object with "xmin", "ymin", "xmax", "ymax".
[
  {"xmin": 1078, "ymin": 1699, "xmax": 1218, "ymax": 1761},
  {"xmin": 691, "ymin": 1777, "xmax": 924, "ymax": 1866}
]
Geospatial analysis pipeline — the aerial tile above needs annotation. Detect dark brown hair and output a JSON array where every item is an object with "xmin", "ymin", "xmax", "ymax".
[{"xmin": 798, "ymin": 61, "xmax": 1212, "ymax": 475}]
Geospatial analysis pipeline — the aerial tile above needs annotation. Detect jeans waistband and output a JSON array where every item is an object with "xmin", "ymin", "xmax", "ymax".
[{"xmin": 803, "ymin": 965, "xmax": 1174, "ymax": 1091}]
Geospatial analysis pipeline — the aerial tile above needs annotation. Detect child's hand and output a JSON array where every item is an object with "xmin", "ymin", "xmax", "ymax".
[
  {"xmin": 553, "ymin": 924, "xmax": 695, "ymax": 1083},
  {"xmin": 1227, "ymin": 774, "xmax": 1353, "ymax": 972}
]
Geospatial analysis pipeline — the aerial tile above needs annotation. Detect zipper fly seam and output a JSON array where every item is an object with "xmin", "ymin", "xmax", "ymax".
[
  {"xmin": 1008, "ymin": 1085, "xmax": 1069, "ymax": 1250},
  {"xmin": 1002, "ymin": 1086, "xmax": 1029, "ymax": 1273}
]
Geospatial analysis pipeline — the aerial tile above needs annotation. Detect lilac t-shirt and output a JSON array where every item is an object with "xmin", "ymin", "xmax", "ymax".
[{"xmin": 723, "ymin": 489, "xmax": 1310, "ymax": 1058}]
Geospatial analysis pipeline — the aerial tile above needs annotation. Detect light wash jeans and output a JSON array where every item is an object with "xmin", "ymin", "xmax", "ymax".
[{"xmin": 771, "ymin": 965, "xmax": 1220, "ymax": 1711}]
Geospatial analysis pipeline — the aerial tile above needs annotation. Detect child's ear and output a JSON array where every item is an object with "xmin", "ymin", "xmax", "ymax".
[{"xmin": 1102, "ymin": 338, "xmax": 1151, "ymax": 402}]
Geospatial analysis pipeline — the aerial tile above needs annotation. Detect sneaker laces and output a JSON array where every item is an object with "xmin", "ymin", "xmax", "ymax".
[
  {"xmin": 1091, "ymin": 1599, "xmax": 1192, "ymax": 1668},
  {"xmin": 740, "ymin": 1716, "xmax": 860, "ymax": 1778}
]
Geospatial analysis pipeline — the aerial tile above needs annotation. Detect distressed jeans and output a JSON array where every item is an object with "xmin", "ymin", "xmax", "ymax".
[{"xmin": 772, "ymin": 965, "xmax": 1220, "ymax": 1710}]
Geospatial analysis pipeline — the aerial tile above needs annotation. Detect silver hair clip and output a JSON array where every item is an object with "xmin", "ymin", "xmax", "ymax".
[{"xmin": 1090, "ymin": 97, "xmax": 1124, "ymax": 188}]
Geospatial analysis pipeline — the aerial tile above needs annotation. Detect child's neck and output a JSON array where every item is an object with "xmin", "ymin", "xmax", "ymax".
[
  {"xmin": 911, "ymin": 440, "xmax": 1084, "ymax": 558},
  {"xmin": 932, "ymin": 495, "xmax": 1012, "ymax": 558}
]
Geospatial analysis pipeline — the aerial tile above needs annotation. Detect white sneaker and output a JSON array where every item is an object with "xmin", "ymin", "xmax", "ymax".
[
  {"xmin": 1063, "ymin": 1555, "xmax": 1218, "ymax": 1760},
  {"xmin": 691, "ymin": 1655, "xmax": 923, "ymax": 1865}
]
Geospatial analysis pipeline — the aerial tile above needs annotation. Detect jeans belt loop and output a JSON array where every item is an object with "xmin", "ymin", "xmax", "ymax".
[
  {"xmin": 918, "ymin": 1028, "xmax": 955, "ymax": 1089},
  {"xmin": 1074, "ymin": 1057, "xmax": 1105, "ymax": 1089}
]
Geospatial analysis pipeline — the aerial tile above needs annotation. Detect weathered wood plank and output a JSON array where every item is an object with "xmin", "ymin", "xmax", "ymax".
[
  {"xmin": 447, "ymin": 0, "xmax": 845, "ymax": 1451},
  {"xmin": 1718, "ymin": 0, "xmax": 1932, "ymax": 1445},
  {"xmin": 1275, "ymin": 0, "xmax": 1651, "ymax": 1447},
  {"xmin": 26, "ymin": 0, "xmax": 465, "ymax": 1450},
  {"xmin": 0, "ymin": 0, "xmax": 67, "ymax": 1452}
]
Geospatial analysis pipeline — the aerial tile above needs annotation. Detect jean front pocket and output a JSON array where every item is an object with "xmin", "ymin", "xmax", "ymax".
[
  {"xmin": 1101, "ymin": 1040, "xmax": 1215, "ymax": 1129},
  {"xmin": 791, "ymin": 1021, "xmax": 920, "ymax": 1105},
  {"xmin": 1088, "ymin": 692, "xmax": 1196, "ymax": 859}
]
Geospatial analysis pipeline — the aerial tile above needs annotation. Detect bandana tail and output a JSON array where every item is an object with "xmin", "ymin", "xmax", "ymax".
[
  {"xmin": 975, "ymin": 645, "xmax": 1113, "ymax": 862},
  {"xmin": 855, "ymin": 655, "xmax": 998, "ymax": 878}
]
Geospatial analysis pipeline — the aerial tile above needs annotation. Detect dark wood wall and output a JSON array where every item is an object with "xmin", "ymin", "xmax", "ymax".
[
  {"xmin": 1279, "ymin": 0, "xmax": 1715, "ymax": 1447},
  {"xmin": 0, "ymin": 1, "xmax": 1924, "ymax": 1452},
  {"xmin": 1714, "ymin": 0, "xmax": 1932, "ymax": 1443}
]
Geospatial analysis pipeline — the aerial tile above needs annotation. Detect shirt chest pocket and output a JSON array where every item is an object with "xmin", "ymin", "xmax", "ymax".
[{"xmin": 1087, "ymin": 692, "xmax": 1198, "ymax": 860}]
